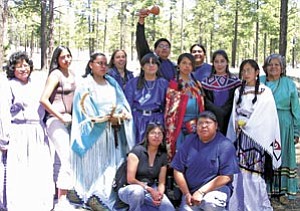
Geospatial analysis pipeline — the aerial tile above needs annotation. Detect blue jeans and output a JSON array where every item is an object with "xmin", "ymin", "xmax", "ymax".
[
  {"xmin": 179, "ymin": 186, "xmax": 230, "ymax": 211},
  {"xmin": 118, "ymin": 184, "xmax": 175, "ymax": 211}
]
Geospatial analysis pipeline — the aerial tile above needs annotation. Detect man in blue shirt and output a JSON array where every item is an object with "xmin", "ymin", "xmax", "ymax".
[
  {"xmin": 171, "ymin": 111, "xmax": 240, "ymax": 211},
  {"xmin": 136, "ymin": 12, "xmax": 176, "ymax": 81}
]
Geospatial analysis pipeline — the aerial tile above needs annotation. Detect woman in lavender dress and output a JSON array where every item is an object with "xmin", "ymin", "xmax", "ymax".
[
  {"xmin": 125, "ymin": 53, "xmax": 169, "ymax": 144},
  {"xmin": 1, "ymin": 51, "xmax": 54, "ymax": 211}
]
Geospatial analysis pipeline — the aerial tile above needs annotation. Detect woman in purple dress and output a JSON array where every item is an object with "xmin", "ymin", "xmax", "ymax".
[
  {"xmin": 202, "ymin": 50, "xmax": 241, "ymax": 135},
  {"xmin": 125, "ymin": 53, "xmax": 169, "ymax": 144}
]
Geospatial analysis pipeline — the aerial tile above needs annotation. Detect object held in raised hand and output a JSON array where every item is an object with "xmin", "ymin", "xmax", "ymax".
[{"xmin": 136, "ymin": 5, "xmax": 160, "ymax": 16}]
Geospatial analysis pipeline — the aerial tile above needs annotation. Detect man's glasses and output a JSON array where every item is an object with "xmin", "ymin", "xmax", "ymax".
[
  {"xmin": 157, "ymin": 44, "xmax": 170, "ymax": 49},
  {"xmin": 198, "ymin": 121, "xmax": 215, "ymax": 127}
]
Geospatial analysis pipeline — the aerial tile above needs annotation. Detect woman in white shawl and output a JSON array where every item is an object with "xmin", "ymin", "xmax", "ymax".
[
  {"xmin": 227, "ymin": 59, "xmax": 281, "ymax": 211},
  {"xmin": 70, "ymin": 52, "xmax": 135, "ymax": 210}
]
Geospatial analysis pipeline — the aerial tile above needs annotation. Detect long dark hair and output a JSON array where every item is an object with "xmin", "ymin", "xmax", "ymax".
[
  {"xmin": 176, "ymin": 53, "xmax": 196, "ymax": 90},
  {"xmin": 108, "ymin": 49, "xmax": 128, "ymax": 70},
  {"xmin": 82, "ymin": 52, "xmax": 106, "ymax": 78},
  {"xmin": 49, "ymin": 46, "xmax": 72, "ymax": 75},
  {"xmin": 237, "ymin": 59, "xmax": 260, "ymax": 105},
  {"xmin": 210, "ymin": 49, "xmax": 232, "ymax": 77},
  {"xmin": 189, "ymin": 44, "xmax": 207, "ymax": 55},
  {"xmin": 137, "ymin": 53, "xmax": 161, "ymax": 90},
  {"xmin": 139, "ymin": 123, "xmax": 167, "ymax": 153},
  {"xmin": 6, "ymin": 51, "xmax": 33, "ymax": 79}
]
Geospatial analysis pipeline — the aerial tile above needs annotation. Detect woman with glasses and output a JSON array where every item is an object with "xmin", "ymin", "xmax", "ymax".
[
  {"xmin": 261, "ymin": 54, "xmax": 300, "ymax": 204},
  {"xmin": 201, "ymin": 50, "xmax": 241, "ymax": 135},
  {"xmin": 190, "ymin": 44, "xmax": 212, "ymax": 82},
  {"xmin": 1, "ymin": 51, "xmax": 54, "ymax": 210},
  {"xmin": 118, "ymin": 123, "xmax": 175, "ymax": 211},
  {"xmin": 40, "ymin": 46, "xmax": 76, "ymax": 210},
  {"xmin": 125, "ymin": 53, "xmax": 169, "ymax": 144},
  {"xmin": 227, "ymin": 59, "xmax": 282, "ymax": 210},
  {"xmin": 107, "ymin": 49, "xmax": 134, "ymax": 91},
  {"xmin": 70, "ymin": 52, "xmax": 135, "ymax": 210},
  {"xmin": 165, "ymin": 53, "xmax": 205, "ymax": 161}
]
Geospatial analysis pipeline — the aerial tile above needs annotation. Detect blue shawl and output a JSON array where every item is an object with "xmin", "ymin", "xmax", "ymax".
[{"xmin": 71, "ymin": 74, "xmax": 135, "ymax": 156}]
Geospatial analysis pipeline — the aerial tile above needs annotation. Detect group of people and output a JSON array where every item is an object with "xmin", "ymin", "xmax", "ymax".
[{"xmin": 0, "ymin": 11, "xmax": 299, "ymax": 211}]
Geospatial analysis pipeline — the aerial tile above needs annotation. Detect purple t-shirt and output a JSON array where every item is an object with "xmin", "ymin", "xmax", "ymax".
[
  {"xmin": 159, "ymin": 59, "xmax": 176, "ymax": 81},
  {"xmin": 192, "ymin": 63, "xmax": 212, "ymax": 82},
  {"xmin": 171, "ymin": 132, "xmax": 240, "ymax": 194}
]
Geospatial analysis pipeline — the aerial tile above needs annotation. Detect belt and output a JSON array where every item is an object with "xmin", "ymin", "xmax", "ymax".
[
  {"xmin": 135, "ymin": 108, "xmax": 163, "ymax": 116},
  {"xmin": 182, "ymin": 118, "xmax": 198, "ymax": 135},
  {"xmin": 11, "ymin": 119, "xmax": 41, "ymax": 124}
]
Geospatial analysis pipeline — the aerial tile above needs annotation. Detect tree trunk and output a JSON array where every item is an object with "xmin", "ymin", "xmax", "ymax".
[
  {"xmin": 0, "ymin": 0, "xmax": 8, "ymax": 71},
  {"xmin": 103, "ymin": 7, "xmax": 108, "ymax": 53},
  {"xmin": 41, "ymin": 0, "xmax": 48, "ymax": 70},
  {"xmin": 263, "ymin": 33, "xmax": 267, "ymax": 61},
  {"xmin": 255, "ymin": 0, "xmax": 259, "ymax": 62},
  {"xmin": 47, "ymin": 0, "xmax": 54, "ymax": 69},
  {"xmin": 120, "ymin": 2, "xmax": 125, "ymax": 49},
  {"xmin": 231, "ymin": 0, "xmax": 238, "ymax": 68},
  {"xmin": 279, "ymin": 0, "xmax": 288, "ymax": 60},
  {"xmin": 131, "ymin": 11, "xmax": 134, "ymax": 60},
  {"xmin": 180, "ymin": 0, "xmax": 184, "ymax": 53},
  {"xmin": 0, "ymin": 0, "xmax": 4, "ymax": 71}
]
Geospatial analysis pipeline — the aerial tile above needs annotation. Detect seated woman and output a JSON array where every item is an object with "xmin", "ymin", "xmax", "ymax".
[{"xmin": 118, "ymin": 123, "xmax": 175, "ymax": 211}]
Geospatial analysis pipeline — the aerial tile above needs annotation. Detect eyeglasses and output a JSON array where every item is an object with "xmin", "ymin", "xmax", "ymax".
[
  {"xmin": 198, "ymin": 121, "xmax": 215, "ymax": 127},
  {"xmin": 93, "ymin": 61, "xmax": 108, "ymax": 66},
  {"xmin": 157, "ymin": 44, "xmax": 170, "ymax": 49},
  {"xmin": 149, "ymin": 131, "xmax": 164, "ymax": 137}
]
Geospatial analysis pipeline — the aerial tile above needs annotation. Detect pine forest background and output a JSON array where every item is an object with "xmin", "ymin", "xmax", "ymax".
[{"xmin": 0, "ymin": 0, "xmax": 299, "ymax": 72}]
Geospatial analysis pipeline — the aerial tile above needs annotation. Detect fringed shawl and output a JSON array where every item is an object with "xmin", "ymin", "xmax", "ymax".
[
  {"xmin": 71, "ymin": 75, "xmax": 135, "ymax": 156},
  {"xmin": 165, "ymin": 79, "xmax": 204, "ymax": 162},
  {"xmin": 227, "ymin": 84, "xmax": 282, "ymax": 169}
]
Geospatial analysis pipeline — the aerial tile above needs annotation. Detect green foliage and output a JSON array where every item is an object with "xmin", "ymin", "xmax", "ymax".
[{"xmin": 3, "ymin": 0, "xmax": 300, "ymax": 66}]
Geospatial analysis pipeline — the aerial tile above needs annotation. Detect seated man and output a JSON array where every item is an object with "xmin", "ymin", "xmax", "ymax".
[{"xmin": 171, "ymin": 111, "xmax": 240, "ymax": 211}]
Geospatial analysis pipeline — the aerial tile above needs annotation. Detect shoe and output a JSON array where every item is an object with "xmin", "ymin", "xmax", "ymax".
[
  {"xmin": 67, "ymin": 190, "xmax": 84, "ymax": 205},
  {"xmin": 86, "ymin": 196, "xmax": 108, "ymax": 211},
  {"xmin": 54, "ymin": 196, "xmax": 77, "ymax": 211},
  {"xmin": 279, "ymin": 195, "xmax": 289, "ymax": 205}
]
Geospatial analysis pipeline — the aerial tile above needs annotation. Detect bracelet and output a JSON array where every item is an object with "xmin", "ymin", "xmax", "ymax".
[
  {"xmin": 197, "ymin": 190, "xmax": 205, "ymax": 196},
  {"xmin": 185, "ymin": 192, "xmax": 191, "ymax": 197}
]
